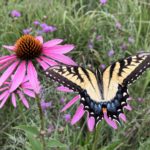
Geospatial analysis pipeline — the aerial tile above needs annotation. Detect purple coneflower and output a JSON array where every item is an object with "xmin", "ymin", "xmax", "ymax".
[
  {"xmin": 10, "ymin": 10, "xmax": 21, "ymax": 18},
  {"xmin": 0, "ymin": 76, "xmax": 35, "ymax": 108},
  {"xmin": 57, "ymin": 85, "xmax": 132, "ymax": 131},
  {"xmin": 1, "ymin": 35, "xmax": 76, "ymax": 94}
]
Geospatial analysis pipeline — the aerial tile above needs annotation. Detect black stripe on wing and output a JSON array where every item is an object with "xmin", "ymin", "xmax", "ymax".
[{"xmin": 122, "ymin": 53, "xmax": 150, "ymax": 86}]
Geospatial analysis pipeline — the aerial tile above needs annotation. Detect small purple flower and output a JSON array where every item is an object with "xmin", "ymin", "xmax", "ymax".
[
  {"xmin": 100, "ymin": 64, "xmax": 106, "ymax": 70},
  {"xmin": 88, "ymin": 40, "xmax": 93, "ymax": 49},
  {"xmin": 36, "ymin": 30, "xmax": 43, "ymax": 36},
  {"xmin": 108, "ymin": 49, "xmax": 115, "ymax": 57},
  {"xmin": 41, "ymin": 101, "xmax": 52, "ymax": 111},
  {"xmin": 100, "ymin": 0, "xmax": 107, "ymax": 5},
  {"xmin": 40, "ymin": 23, "xmax": 48, "ymax": 29},
  {"xmin": 128, "ymin": 37, "xmax": 135, "ymax": 44},
  {"xmin": 115, "ymin": 22, "xmax": 121, "ymax": 30},
  {"xmin": 47, "ymin": 125, "xmax": 54, "ymax": 134},
  {"xmin": 120, "ymin": 43, "xmax": 128, "ymax": 51},
  {"xmin": 96, "ymin": 35, "xmax": 102, "ymax": 41},
  {"xmin": 43, "ymin": 26, "xmax": 57, "ymax": 33},
  {"xmin": 64, "ymin": 114, "xmax": 71, "ymax": 123},
  {"xmin": 10, "ymin": 10, "xmax": 21, "ymax": 18},
  {"xmin": 60, "ymin": 97, "xmax": 65, "ymax": 104},
  {"xmin": 33, "ymin": 20, "xmax": 40, "ymax": 26},
  {"xmin": 137, "ymin": 97, "xmax": 144, "ymax": 102},
  {"xmin": 23, "ymin": 28, "xmax": 32, "ymax": 34}
]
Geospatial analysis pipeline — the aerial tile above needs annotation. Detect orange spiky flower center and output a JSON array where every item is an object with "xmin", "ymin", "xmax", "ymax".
[{"xmin": 15, "ymin": 35, "xmax": 42, "ymax": 60}]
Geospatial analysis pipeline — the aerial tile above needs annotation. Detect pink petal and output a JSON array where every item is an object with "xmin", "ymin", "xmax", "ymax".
[
  {"xmin": 0, "ymin": 55, "xmax": 10, "ymax": 60},
  {"xmin": 0, "ymin": 90, "xmax": 9, "ymax": 101},
  {"xmin": 36, "ymin": 58, "xmax": 49, "ymax": 70},
  {"xmin": 0, "ymin": 61, "xmax": 19, "ymax": 87},
  {"xmin": 0, "ymin": 58, "xmax": 16, "ymax": 72},
  {"xmin": 104, "ymin": 112, "xmax": 117, "ymax": 129},
  {"xmin": 27, "ymin": 61, "xmax": 40, "ymax": 94},
  {"xmin": 0, "ymin": 55, "xmax": 16, "ymax": 65},
  {"xmin": 36, "ymin": 36, "xmax": 43, "ymax": 43},
  {"xmin": 40, "ymin": 56, "xmax": 58, "ymax": 66},
  {"xmin": 11, "ymin": 93, "xmax": 17, "ymax": 107},
  {"xmin": 87, "ymin": 114, "xmax": 95, "ymax": 132},
  {"xmin": 0, "ymin": 87, "xmax": 8, "ymax": 92},
  {"xmin": 0, "ymin": 93, "xmax": 9, "ymax": 108},
  {"xmin": 119, "ymin": 113, "xmax": 126, "ymax": 122},
  {"xmin": 21, "ymin": 82, "xmax": 33, "ymax": 90},
  {"xmin": 10, "ymin": 61, "xmax": 26, "ymax": 92},
  {"xmin": 71, "ymin": 104, "xmax": 85, "ymax": 125},
  {"xmin": 61, "ymin": 95, "xmax": 80, "ymax": 112},
  {"xmin": 44, "ymin": 53, "xmax": 77, "ymax": 66},
  {"xmin": 17, "ymin": 91, "xmax": 29, "ymax": 108},
  {"xmin": 3, "ymin": 45, "xmax": 15, "ymax": 51},
  {"xmin": 22, "ymin": 76, "xmax": 29, "ymax": 83},
  {"xmin": 43, "ymin": 44, "xmax": 74, "ymax": 54},
  {"xmin": 23, "ymin": 89, "xmax": 35, "ymax": 98},
  {"xmin": 57, "ymin": 86, "xmax": 73, "ymax": 93},
  {"xmin": 124, "ymin": 104, "xmax": 132, "ymax": 111},
  {"xmin": 43, "ymin": 39, "xmax": 63, "ymax": 47}
]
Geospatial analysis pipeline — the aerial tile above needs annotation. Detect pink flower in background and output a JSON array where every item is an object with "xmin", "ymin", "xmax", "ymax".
[
  {"xmin": 57, "ymin": 85, "xmax": 132, "ymax": 131},
  {"xmin": 100, "ymin": 0, "xmax": 107, "ymax": 5},
  {"xmin": 40, "ymin": 23, "xmax": 57, "ymax": 33},
  {"xmin": 1, "ymin": 35, "xmax": 76, "ymax": 94},
  {"xmin": 41, "ymin": 100, "xmax": 52, "ymax": 111},
  {"xmin": 33, "ymin": 20, "xmax": 40, "ymax": 26},
  {"xmin": 0, "ymin": 76, "xmax": 35, "ymax": 108},
  {"xmin": 107, "ymin": 49, "xmax": 115, "ymax": 57},
  {"xmin": 10, "ymin": 10, "xmax": 21, "ymax": 18},
  {"xmin": 115, "ymin": 22, "xmax": 122, "ymax": 30},
  {"xmin": 63, "ymin": 114, "xmax": 71, "ymax": 123}
]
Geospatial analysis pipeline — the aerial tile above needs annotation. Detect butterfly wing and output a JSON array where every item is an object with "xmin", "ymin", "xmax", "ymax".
[
  {"xmin": 102, "ymin": 52, "xmax": 150, "ymax": 101},
  {"xmin": 45, "ymin": 66, "xmax": 102, "ymax": 102}
]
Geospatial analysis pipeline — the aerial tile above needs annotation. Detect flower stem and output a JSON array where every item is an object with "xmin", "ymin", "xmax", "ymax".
[{"xmin": 36, "ymin": 95, "xmax": 46, "ymax": 150}]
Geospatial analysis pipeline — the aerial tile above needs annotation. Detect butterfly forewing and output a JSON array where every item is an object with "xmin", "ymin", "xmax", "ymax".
[
  {"xmin": 102, "ymin": 52, "xmax": 150, "ymax": 101},
  {"xmin": 45, "ymin": 66, "xmax": 102, "ymax": 102}
]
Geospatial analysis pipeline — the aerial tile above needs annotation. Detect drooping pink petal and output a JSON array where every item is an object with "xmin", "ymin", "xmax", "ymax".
[
  {"xmin": 119, "ymin": 113, "xmax": 126, "ymax": 122},
  {"xmin": 10, "ymin": 61, "xmax": 26, "ymax": 92},
  {"xmin": 0, "ymin": 55, "xmax": 11, "ymax": 60},
  {"xmin": 43, "ymin": 44, "xmax": 74, "ymax": 54},
  {"xmin": 61, "ymin": 95, "xmax": 80, "ymax": 112},
  {"xmin": 124, "ymin": 104, "xmax": 132, "ymax": 111},
  {"xmin": 22, "ymin": 76, "xmax": 29, "ymax": 83},
  {"xmin": 43, "ymin": 39, "xmax": 63, "ymax": 47},
  {"xmin": 44, "ymin": 53, "xmax": 77, "ymax": 66},
  {"xmin": 0, "ymin": 93, "xmax": 9, "ymax": 108},
  {"xmin": 21, "ymin": 82, "xmax": 33, "ymax": 90},
  {"xmin": 0, "ymin": 58, "xmax": 16, "ymax": 72},
  {"xmin": 11, "ymin": 93, "xmax": 17, "ymax": 107},
  {"xmin": 104, "ymin": 112, "xmax": 117, "ymax": 129},
  {"xmin": 36, "ymin": 58, "xmax": 49, "ymax": 70},
  {"xmin": 87, "ymin": 114, "xmax": 95, "ymax": 132},
  {"xmin": 57, "ymin": 86, "xmax": 73, "ymax": 93},
  {"xmin": 0, "ymin": 90, "xmax": 9, "ymax": 101},
  {"xmin": 36, "ymin": 36, "xmax": 43, "ymax": 43},
  {"xmin": 40, "ymin": 56, "xmax": 58, "ymax": 66},
  {"xmin": 0, "ymin": 55, "xmax": 16, "ymax": 65},
  {"xmin": 27, "ymin": 61, "xmax": 40, "ymax": 94},
  {"xmin": 23, "ymin": 89, "xmax": 35, "ymax": 98},
  {"xmin": 0, "ymin": 61, "xmax": 19, "ymax": 87},
  {"xmin": 17, "ymin": 91, "xmax": 29, "ymax": 108},
  {"xmin": 3, "ymin": 45, "xmax": 15, "ymax": 51},
  {"xmin": 0, "ymin": 87, "xmax": 8, "ymax": 92},
  {"xmin": 71, "ymin": 104, "xmax": 85, "ymax": 125}
]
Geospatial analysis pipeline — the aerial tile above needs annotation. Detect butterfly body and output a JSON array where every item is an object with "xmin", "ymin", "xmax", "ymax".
[{"xmin": 45, "ymin": 52, "xmax": 150, "ymax": 127}]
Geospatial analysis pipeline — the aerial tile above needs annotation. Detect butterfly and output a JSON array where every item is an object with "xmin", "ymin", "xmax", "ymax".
[{"xmin": 45, "ymin": 52, "xmax": 150, "ymax": 128}]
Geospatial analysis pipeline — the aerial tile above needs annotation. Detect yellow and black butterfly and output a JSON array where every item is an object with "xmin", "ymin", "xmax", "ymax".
[{"xmin": 45, "ymin": 52, "xmax": 150, "ymax": 125}]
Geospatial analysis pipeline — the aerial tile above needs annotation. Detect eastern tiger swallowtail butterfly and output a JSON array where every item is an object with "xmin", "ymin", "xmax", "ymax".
[{"xmin": 45, "ymin": 52, "xmax": 150, "ymax": 128}]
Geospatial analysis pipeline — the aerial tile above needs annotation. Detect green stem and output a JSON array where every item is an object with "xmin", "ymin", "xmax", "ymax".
[{"xmin": 36, "ymin": 95, "xmax": 46, "ymax": 150}]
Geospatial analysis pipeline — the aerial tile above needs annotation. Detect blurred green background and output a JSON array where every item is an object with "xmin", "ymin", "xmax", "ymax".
[{"xmin": 0, "ymin": 0, "xmax": 150, "ymax": 149}]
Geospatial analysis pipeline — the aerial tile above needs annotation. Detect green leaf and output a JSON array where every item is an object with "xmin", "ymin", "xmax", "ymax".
[
  {"xmin": 47, "ymin": 139, "xmax": 67, "ymax": 148},
  {"xmin": 14, "ymin": 125, "xmax": 39, "ymax": 136},
  {"xmin": 26, "ymin": 133, "xmax": 42, "ymax": 150},
  {"xmin": 102, "ymin": 140, "xmax": 122, "ymax": 150}
]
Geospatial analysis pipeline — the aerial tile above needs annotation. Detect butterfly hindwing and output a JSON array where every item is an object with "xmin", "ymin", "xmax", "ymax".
[{"xmin": 45, "ymin": 66, "xmax": 102, "ymax": 102}]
